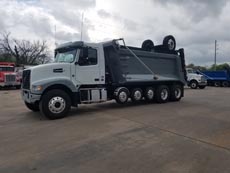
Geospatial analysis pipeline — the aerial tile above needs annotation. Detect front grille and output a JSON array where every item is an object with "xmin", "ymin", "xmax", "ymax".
[
  {"xmin": 22, "ymin": 70, "xmax": 31, "ymax": 89},
  {"xmin": 5, "ymin": 74, "xmax": 16, "ymax": 82},
  {"xmin": 201, "ymin": 76, "xmax": 206, "ymax": 82}
]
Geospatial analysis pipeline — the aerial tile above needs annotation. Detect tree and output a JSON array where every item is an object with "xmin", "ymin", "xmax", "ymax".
[
  {"xmin": 0, "ymin": 32, "xmax": 51, "ymax": 65},
  {"xmin": 209, "ymin": 63, "xmax": 230, "ymax": 71}
]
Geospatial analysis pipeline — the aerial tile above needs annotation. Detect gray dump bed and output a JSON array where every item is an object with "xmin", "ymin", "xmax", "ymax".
[{"xmin": 103, "ymin": 41, "xmax": 186, "ymax": 85}]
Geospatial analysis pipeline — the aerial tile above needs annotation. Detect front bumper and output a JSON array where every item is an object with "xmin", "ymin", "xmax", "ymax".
[
  {"xmin": 21, "ymin": 89, "xmax": 41, "ymax": 104},
  {"xmin": 0, "ymin": 81, "xmax": 21, "ymax": 87},
  {"xmin": 198, "ymin": 81, "xmax": 207, "ymax": 86}
]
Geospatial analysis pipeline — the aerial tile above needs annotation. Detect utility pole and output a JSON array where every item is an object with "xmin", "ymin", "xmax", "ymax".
[
  {"xmin": 80, "ymin": 13, "xmax": 84, "ymax": 41},
  {"xmin": 214, "ymin": 40, "xmax": 217, "ymax": 71}
]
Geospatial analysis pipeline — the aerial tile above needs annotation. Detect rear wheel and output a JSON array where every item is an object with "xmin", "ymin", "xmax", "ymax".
[
  {"xmin": 214, "ymin": 81, "xmax": 220, "ymax": 87},
  {"xmin": 114, "ymin": 87, "xmax": 129, "ymax": 104},
  {"xmin": 131, "ymin": 88, "xmax": 143, "ymax": 102},
  {"xmin": 145, "ymin": 87, "xmax": 155, "ymax": 101},
  {"xmin": 25, "ymin": 102, "xmax": 40, "ymax": 112},
  {"xmin": 156, "ymin": 85, "xmax": 170, "ymax": 103},
  {"xmin": 170, "ymin": 85, "xmax": 183, "ymax": 101},
  {"xmin": 39, "ymin": 89, "xmax": 71, "ymax": 120},
  {"xmin": 222, "ymin": 81, "xmax": 229, "ymax": 87}
]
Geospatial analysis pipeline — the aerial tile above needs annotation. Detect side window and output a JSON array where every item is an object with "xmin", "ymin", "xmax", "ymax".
[{"xmin": 79, "ymin": 48, "xmax": 98, "ymax": 66}]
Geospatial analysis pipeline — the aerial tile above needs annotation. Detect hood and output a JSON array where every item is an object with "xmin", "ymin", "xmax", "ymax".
[
  {"xmin": 29, "ymin": 63, "xmax": 72, "ymax": 84},
  {"xmin": 188, "ymin": 73, "xmax": 203, "ymax": 78}
]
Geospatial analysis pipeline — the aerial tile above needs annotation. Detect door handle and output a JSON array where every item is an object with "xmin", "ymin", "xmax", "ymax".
[{"xmin": 94, "ymin": 78, "xmax": 99, "ymax": 81}]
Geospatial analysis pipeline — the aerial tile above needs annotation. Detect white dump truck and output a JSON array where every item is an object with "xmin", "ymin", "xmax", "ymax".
[
  {"xmin": 21, "ymin": 36, "xmax": 187, "ymax": 119},
  {"xmin": 186, "ymin": 68, "xmax": 207, "ymax": 89}
]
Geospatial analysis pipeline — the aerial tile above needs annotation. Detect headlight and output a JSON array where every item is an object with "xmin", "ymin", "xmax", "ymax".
[{"xmin": 32, "ymin": 85, "xmax": 43, "ymax": 91}]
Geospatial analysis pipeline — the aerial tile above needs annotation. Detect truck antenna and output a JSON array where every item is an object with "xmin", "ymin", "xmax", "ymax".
[{"xmin": 80, "ymin": 12, "xmax": 84, "ymax": 41}]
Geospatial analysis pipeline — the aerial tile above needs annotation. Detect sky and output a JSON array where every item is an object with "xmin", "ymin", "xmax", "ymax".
[{"xmin": 0, "ymin": 0, "xmax": 230, "ymax": 66}]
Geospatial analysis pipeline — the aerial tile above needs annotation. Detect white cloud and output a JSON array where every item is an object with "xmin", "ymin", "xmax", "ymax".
[{"xmin": 0, "ymin": 0, "xmax": 230, "ymax": 66}]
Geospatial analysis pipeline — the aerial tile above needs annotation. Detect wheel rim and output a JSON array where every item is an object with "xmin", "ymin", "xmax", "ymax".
[
  {"xmin": 168, "ymin": 39, "xmax": 175, "ymax": 50},
  {"xmin": 174, "ymin": 88, "xmax": 181, "ymax": 99},
  {"xmin": 191, "ymin": 82, "xmax": 196, "ymax": 88},
  {"xmin": 161, "ymin": 89, "xmax": 168, "ymax": 100},
  {"xmin": 48, "ymin": 96, "xmax": 66, "ymax": 114},
  {"xmin": 133, "ymin": 90, "xmax": 142, "ymax": 101},
  {"xmin": 119, "ymin": 91, "xmax": 128, "ymax": 103},
  {"xmin": 146, "ymin": 89, "xmax": 154, "ymax": 100}
]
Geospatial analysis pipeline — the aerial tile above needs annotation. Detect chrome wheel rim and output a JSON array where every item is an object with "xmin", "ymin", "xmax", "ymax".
[
  {"xmin": 191, "ymin": 83, "xmax": 196, "ymax": 88},
  {"xmin": 175, "ymin": 88, "xmax": 181, "ymax": 99},
  {"xmin": 168, "ymin": 39, "xmax": 175, "ymax": 50},
  {"xmin": 119, "ymin": 91, "xmax": 128, "ymax": 103},
  {"xmin": 147, "ymin": 89, "xmax": 154, "ymax": 100},
  {"xmin": 48, "ymin": 97, "xmax": 66, "ymax": 114},
  {"xmin": 161, "ymin": 89, "xmax": 168, "ymax": 100},
  {"xmin": 133, "ymin": 90, "xmax": 142, "ymax": 101}
]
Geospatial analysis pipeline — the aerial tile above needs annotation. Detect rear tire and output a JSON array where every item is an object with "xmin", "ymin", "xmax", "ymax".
[
  {"xmin": 156, "ymin": 85, "xmax": 170, "ymax": 103},
  {"xmin": 16, "ymin": 85, "xmax": 21, "ymax": 89},
  {"xmin": 170, "ymin": 85, "xmax": 183, "ymax": 101},
  {"xmin": 39, "ymin": 89, "xmax": 71, "ymax": 120},
  {"xmin": 114, "ymin": 87, "xmax": 129, "ymax": 104},
  {"xmin": 222, "ymin": 81, "xmax": 229, "ymax": 87},
  {"xmin": 144, "ymin": 87, "xmax": 155, "ymax": 101},
  {"xmin": 131, "ymin": 88, "xmax": 143, "ymax": 102},
  {"xmin": 25, "ymin": 102, "xmax": 40, "ymax": 112},
  {"xmin": 214, "ymin": 81, "xmax": 220, "ymax": 87}
]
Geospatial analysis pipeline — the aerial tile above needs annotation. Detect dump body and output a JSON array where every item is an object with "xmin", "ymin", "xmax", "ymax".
[
  {"xmin": 103, "ymin": 41, "xmax": 186, "ymax": 86},
  {"xmin": 199, "ymin": 70, "xmax": 230, "ymax": 87}
]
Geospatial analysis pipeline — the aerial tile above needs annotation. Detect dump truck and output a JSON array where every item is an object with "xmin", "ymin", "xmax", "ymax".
[
  {"xmin": 186, "ymin": 68, "xmax": 207, "ymax": 89},
  {"xmin": 198, "ymin": 70, "xmax": 230, "ymax": 87},
  {"xmin": 0, "ymin": 62, "xmax": 21, "ymax": 89},
  {"xmin": 21, "ymin": 36, "xmax": 187, "ymax": 119}
]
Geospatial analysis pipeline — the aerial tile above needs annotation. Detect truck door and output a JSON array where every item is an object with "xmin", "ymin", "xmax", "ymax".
[{"xmin": 75, "ymin": 47, "xmax": 103, "ymax": 85}]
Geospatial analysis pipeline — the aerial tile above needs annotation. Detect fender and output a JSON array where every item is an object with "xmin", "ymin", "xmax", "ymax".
[{"xmin": 31, "ymin": 77, "xmax": 78, "ymax": 94}]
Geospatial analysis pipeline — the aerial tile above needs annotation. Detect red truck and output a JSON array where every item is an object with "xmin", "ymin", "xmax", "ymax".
[{"xmin": 0, "ymin": 62, "xmax": 21, "ymax": 89}]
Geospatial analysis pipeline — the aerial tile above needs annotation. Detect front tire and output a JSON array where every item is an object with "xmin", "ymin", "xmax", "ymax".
[
  {"xmin": 39, "ymin": 89, "xmax": 71, "ymax": 120},
  {"xmin": 156, "ymin": 85, "xmax": 170, "ymax": 103},
  {"xmin": 25, "ymin": 102, "xmax": 40, "ymax": 112},
  {"xmin": 199, "ymin": 85, "xmax": 206, "ymax": 89},
  {"xmin": 190, "ymin": 81, "xmax": 198, "ymax": 89}
]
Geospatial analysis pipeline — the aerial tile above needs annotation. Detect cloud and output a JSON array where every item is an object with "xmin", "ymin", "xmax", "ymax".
[{"xmin": 152, "ymin": 0, "xmax": 227, "ymax": 23}]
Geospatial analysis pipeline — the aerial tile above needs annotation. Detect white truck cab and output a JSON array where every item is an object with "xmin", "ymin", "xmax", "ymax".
[{"xmin": 186, "ymin": 68, "xmax": 207, "ymax": 89}]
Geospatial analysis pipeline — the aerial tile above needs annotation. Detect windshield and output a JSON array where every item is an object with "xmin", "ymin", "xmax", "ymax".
[
  {"xmin": 186, "ymin": 69, "xmax": 195, "ymax": 74},
  {"xmin": 0, "ymin": 66, "xmax": 14, "ymax": 72},
  {"xmin": 55, "ymin": 49, "xmax": 77, "ymax": 63}
]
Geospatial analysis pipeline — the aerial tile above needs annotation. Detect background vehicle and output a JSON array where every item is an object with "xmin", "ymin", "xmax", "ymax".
[
  {"xmin": 21, "ymin": 36, "xmax": 186, "ymax": 119},
  {"xmin": 0, "ymin": 62, "xmax": 21, "ymax": 89},
  {"xmin": 186, "ymin": 68, "xmax": 207, "ymax": 89},
  {"xmin": 198, "ymin": 70, "xmax": 230, "ymax": 87}
]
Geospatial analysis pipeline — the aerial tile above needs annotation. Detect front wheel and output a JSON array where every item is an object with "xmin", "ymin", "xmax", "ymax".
[
  {"xmin": 25, "ymin": 102, "xmax": 40, "ymax": 112},
  {"xmin": 39, "ymin": 89, "xmax": 71, "ymax": 120},
  {"xmin": 190, "ymin": 81, "xmax": 198, "ymax": 89},
  {"xmin": 199, "ymin": 85, "xmax": 206, "ymax": 89}
]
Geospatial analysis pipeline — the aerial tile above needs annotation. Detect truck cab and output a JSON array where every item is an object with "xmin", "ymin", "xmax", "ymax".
[{"xmin": 186, "ymin": 68, "xmax": 207, "ymax": 89}]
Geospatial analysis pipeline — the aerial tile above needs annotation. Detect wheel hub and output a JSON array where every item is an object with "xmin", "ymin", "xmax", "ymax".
[
  {"xmin": 161, "ymin": 89, "xmax": 168, "ymax": 100},
  {"xmin": 48, "ymin": 97, "xmax": 66, "ymax": 114},
  {"xmin": 119, "ymin": 91, "xmax": 128, "ymax": 103},
  {"xmin": 168, "ymin": 39, "xmax": 175, "ymax": 50},
  {"xmin": 134, "ymin": 90, "xmax": 142, "ymax": 101},
  {"xmin": 147, "ymin": 90, "xmax": 154, "ymax": 99}
]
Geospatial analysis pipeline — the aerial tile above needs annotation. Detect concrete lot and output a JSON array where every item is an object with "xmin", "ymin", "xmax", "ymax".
[{"xmin": 0, "ymin": 87, "xmax": 230, "ymax": 173}]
